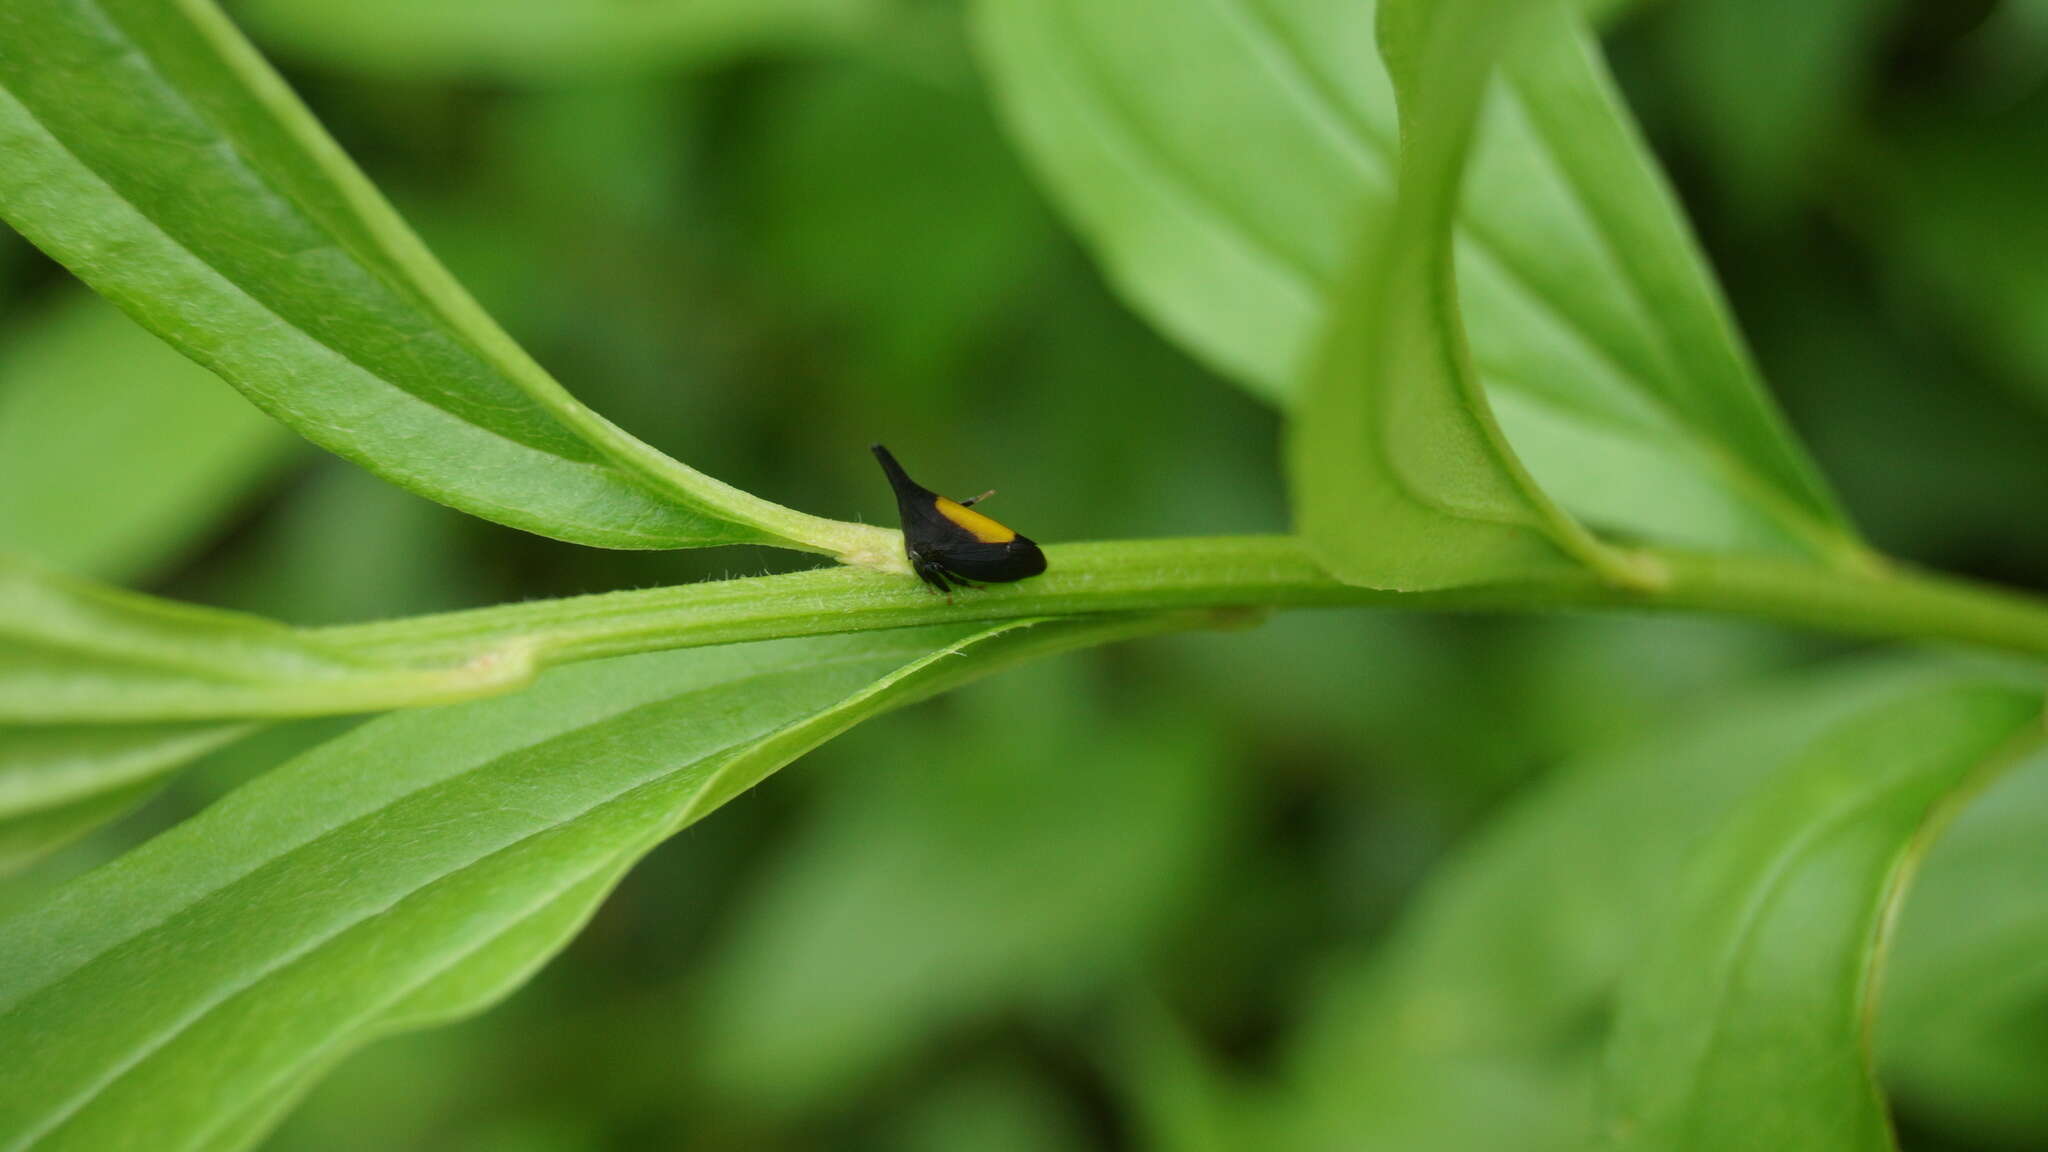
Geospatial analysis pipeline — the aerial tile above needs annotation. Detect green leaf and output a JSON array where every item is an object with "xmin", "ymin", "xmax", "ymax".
[
  {"xmin": 0, "ymin": 614, "xmax": 1183, "ymax": 1151},
  {"xmin": 1878, "ymin": 748, "xmax": 2048, "ymax": 1144},
  {"xmin": 0, "ymin": 0, "xmax": 895, "ymax": 564},
  {"xmin": 1601, "ymin": 680, "xmax": 2043, "ymax": 1151},
  {"xmin": 0, "ymin": 290, "xmax": 294, "ymax": 583},
  {"xmin": 972, "ymin": 0, "xmax": 1859, "ymax": 561},
  {"xmin": 1294, "ymin": 0, "xmax": 1626, "ymax": 590},
  {"xmin": 1266, "ymin": 659, "xmax": 2027, "ymax": 1152},
  {"xmin": 231, "ymin": 0, "xmax": 888, "ymax": 81}
]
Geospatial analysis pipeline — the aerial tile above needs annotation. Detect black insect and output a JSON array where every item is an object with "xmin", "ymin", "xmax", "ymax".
[{"xmin": 871, "ymin": 443, "xmax": 1047, "ymax": 599}]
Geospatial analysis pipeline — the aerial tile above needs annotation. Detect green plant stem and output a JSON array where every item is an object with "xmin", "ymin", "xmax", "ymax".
[
  {"xmin": 314, "ymin": 537, "xmax": 2048, "ymax": 672},
  {"xmin": 1641, "ymin": 551, "xmax": 2048, "ymax": 663}
]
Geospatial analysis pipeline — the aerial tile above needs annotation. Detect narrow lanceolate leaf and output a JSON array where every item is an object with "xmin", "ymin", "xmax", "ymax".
[
  {"xmin": 0, "ymin": 291, "xmax": 294, "ymax": 584},
  {"xmin": 0, "ymin": 557, "xmax": 534, "ymax": 724},
  {"xmin": 974, "ymin": 0, "xmax": 1861, "ymax": 561},
  {"xmin": 1602, "ymin": 681, "xmax": 2044, "ymax": 1152},
  {"xmin": 1293, "ymin": 0, "xmax": 1631, "ymax": 590},
  {"xmin": 0, "ymin": 0, "xmax": 894, "ymax": 564},
  {"xmin": 0, "ymin": 556, "xmax": 522, "ymax": 870},
  {"xmin": 0, "ymin": 615, "xmax": 1182, "ymax": 1152}
]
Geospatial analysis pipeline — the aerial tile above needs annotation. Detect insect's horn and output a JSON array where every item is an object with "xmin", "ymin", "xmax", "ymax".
[{"xmin": 870, "ymin": 443, "xmax": 919, "ymax": 494}]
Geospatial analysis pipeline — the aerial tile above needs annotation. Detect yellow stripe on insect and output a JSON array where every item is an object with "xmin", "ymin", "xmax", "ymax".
[{"xmin": 934, "ymin": 497, "xmax": 1016, "ymax": 543}]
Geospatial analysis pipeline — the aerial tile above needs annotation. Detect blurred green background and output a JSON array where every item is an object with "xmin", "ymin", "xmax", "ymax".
[{"xmin": 3, "ymin": 0, "xmax": 2047, "ymax": 1148}]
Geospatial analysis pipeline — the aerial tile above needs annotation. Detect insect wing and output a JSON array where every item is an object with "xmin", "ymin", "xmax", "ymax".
[{"xmin": 933, "ymin": 534, "xmax": 1047, "ymax": 583}]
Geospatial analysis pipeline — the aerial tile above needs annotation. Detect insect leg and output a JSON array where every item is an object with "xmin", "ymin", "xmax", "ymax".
[
  {"xmin": 940, "ymin": 569, "xmax": 985, "ymax": 593},
  {"xmin": 911, "ymin": 557, "xmax": 952, "ymax": 595},
  {"xmin": 958, "ymin": 489, "xmax": 996, "ymax": 507}
]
